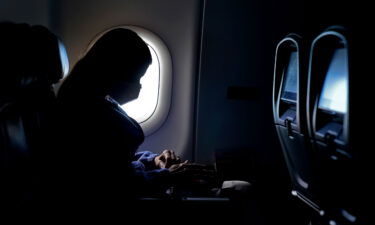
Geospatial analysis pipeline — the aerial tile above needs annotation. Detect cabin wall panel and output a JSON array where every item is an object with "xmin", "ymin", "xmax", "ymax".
[
  {"xmin": 0, "ymin": 0, "xmax": 50, "ymax": 27},
  {"xmin": 196, "ymin": 0, "xmax": 306, "ymax": 165}
]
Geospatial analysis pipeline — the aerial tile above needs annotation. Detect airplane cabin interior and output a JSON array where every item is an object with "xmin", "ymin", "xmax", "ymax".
[{"xmin": 1, "ymin": 0, "xmax": 373, "ymax": 224}]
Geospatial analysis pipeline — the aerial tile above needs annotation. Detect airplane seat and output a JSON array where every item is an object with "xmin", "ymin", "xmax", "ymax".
[
  {"xmin": 272, "ymin": 34, "xmax": 319, "ymax": 213},
  {"xmin": 0, "ymin": 22, "xmax": 68, "ymax": 216},
  {"xmin": 306, "ymin": 26, "xmax": 359, "ymax": 224}
]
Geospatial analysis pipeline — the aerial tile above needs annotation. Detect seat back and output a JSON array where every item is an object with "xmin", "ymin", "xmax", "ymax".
[
  {"xmin": 0, "ymin": 22, "xmax": 68, "ymax": 213},
  {"xmin": 306, "ymin": 27, "xmax": 359, "ymax": 224},
  {"xmin": 272, "ymin": 34, "xmax": 319, "ymax": 210}
]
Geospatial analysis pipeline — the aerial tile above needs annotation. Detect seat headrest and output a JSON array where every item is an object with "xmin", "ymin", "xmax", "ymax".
[{"xmin": 0, "ymin": 22, "xmax": 69, "ymax": 101}]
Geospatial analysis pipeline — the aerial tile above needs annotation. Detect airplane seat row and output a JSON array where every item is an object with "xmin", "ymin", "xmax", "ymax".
[
  {"xmin": 273, "ymin": 26, "xmax": 360, "ymax": 225},
  {"xmin": 0, "ymin": 22, "xmax": 68, "ymax": 216}
]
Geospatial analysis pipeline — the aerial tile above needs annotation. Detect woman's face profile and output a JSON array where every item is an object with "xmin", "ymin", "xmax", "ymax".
[{"xmin": 108, "ymin": 63, "xmax": 148, "ymax": 105}]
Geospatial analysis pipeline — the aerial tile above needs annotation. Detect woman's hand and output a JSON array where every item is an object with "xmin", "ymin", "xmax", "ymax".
[{"xmin": 154, "ymin": 149, "xmax": 181, "ymax": 169}]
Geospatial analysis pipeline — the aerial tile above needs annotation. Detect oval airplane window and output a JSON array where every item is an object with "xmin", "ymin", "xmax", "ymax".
[{"xmin": 87, "ymin": 26, "xmax": 172, "ymax": 136}]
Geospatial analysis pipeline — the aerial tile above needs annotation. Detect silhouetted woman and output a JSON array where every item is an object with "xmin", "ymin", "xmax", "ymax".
[{"xmin": 56, "ymin": 28, "xmax": 181, "ymax": 216}]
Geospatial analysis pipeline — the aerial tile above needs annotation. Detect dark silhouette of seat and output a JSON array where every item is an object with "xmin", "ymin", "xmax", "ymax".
[
  {"xmin": 306, "ymin": 27, "xmax": 361, "ymax": 224},
  {"xmin": 272, "ymin": 34, "xmax": 319, "ymax": 211},
  {"xmin": 0, "ymin": 22, "xmax": 68, "ymax": 217}
]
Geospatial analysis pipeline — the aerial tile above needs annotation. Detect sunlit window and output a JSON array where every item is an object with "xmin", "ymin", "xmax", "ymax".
[
  {"xmin": 88, "ymin": 26, "xmax": 172, "ymax": 135},
  {"xmin": 121, "ymin": 45, "xmax": 160, "ymax": 123}
]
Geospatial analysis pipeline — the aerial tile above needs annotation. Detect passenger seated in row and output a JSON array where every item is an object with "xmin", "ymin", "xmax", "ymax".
[
  {"xmin": 56, "ymin": 28, "xmax": 215, "ymax": 207},
  {"xmin": 0, "ymin": 21, "xmax": 69, "ymax": 221}
]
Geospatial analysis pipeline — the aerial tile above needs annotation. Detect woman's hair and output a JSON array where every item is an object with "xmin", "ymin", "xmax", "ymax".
[{"xmin": 58, "ymin": 28, "xmax": 152, "ymax": 99}]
